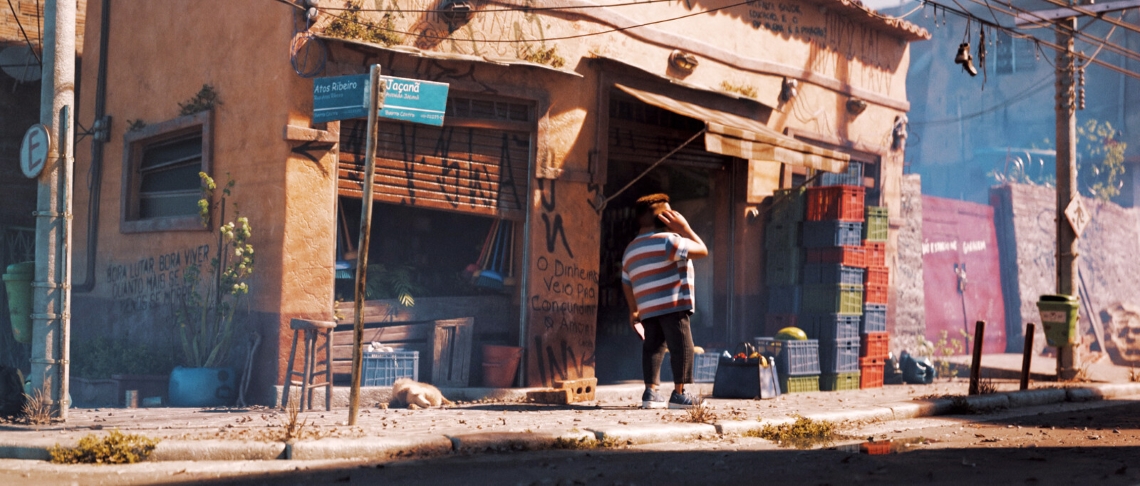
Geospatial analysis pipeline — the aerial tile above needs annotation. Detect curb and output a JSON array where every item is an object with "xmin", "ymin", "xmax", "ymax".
[{"xmin": 8, "ymin": 383, "xmax": 1140, "ymax": 462}]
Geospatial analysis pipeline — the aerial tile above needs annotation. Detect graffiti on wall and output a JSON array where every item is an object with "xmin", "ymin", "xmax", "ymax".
[
  {"xmin": 107, "ymin": 245, "xmax": 210, "ymax": 314},
  {"xmin": 529, "ymin": 179, "xmax": 598, "ymax": 386}
]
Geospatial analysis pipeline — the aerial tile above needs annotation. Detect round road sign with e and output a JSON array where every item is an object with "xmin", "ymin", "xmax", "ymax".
[{"xmin": 20, "ymin": 124, "xmax": 50, "ymax": 179}]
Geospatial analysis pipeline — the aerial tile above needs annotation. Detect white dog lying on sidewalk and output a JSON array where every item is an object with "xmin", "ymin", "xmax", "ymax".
[{"xmin": 388, "ymin": 378, "xmax": 452, "ymax": 409}]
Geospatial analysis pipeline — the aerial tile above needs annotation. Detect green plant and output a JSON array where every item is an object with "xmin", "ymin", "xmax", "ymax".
[
  {"xmin": 746, "ymin": 416, "xmax": 844, "ymax": 449},
  {"xmin": 1077, "ymin": 119, "xmax": 1127, "ymax": 202},
  {"xmin": 282, "ymin": 395, "xmax": 308, "ymax": 441},
  {"xmin": 552, "ymin": 436, "xmax": 597, "ymax": 449},
  {"xmin": 71, "ymin": 337, "xmax": 175, "ymax": 380},
  {"xmin": 175, "ymin": 173, "xmax": 254, "ymax": 368},
  {"xmin": 720, "ymin": 81, "xmax": 759, "ymax": 98},
  {"xmin": 49, "ymin": 430, "xmax": 158, "ymax": 464},
  {"xmin": 179, "ymin": 85, "xmax": 221, "ymax": 116},
  {"xmin": 933, "ymin": 330, "xmax": 964, "ymax": 380},
  {"xmin": 325, "ymin": 2, "xmax": 402, "ymax": 47},
  {"xmin": 21, "ymin": 384, "xmax": 51, "ymax": 426},
  {"xmin": 365, "ymin": 264, "xmax": 421, "ymax": 307},
  {"xmin": 679, "ymin": 396, "xmax": 717, "ymax": 424},
  {"xmin": 519, "ymin": 44, "xmax": 566, "ymax": 68}
]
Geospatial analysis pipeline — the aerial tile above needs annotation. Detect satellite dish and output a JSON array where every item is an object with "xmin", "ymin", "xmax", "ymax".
[{"xmin": 0, "ymin": 45, "xmax": 42, "ymax": 83}]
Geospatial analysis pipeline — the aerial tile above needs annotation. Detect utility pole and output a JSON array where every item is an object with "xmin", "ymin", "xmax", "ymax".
[
  {"xmin": 29, "ymin": 0, "xmax": 76, "ymax": 419},
  {"xmin": 1054, "ymin": 17, "xmax": 1080, "ymax": 381}
]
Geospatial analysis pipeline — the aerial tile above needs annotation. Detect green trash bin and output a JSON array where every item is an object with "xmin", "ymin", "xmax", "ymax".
[
  {"xmin": 1036, "ymin": 294, "xmax": 1079, "ymax": 347},
  {"xmin": 2, "ymin": 261, "xmax": 34, "ymax": 344}
]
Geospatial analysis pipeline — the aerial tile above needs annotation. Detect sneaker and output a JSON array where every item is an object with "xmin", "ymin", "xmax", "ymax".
[
  {"xmin": 668, "ymin": 391, "xmax": 703, "ymax": 409},
  {"xmin": 641, "ymin": 389, "xmax": 667, "ymax": 409}
]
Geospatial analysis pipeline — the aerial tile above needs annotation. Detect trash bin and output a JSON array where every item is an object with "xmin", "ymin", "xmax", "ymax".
[
  {"xmin": 2, "ymin": 261, "xmax": 34, "ymax": 344},
  {"xmin": 1036, "ymin": 294, "xmax": 1079, "ymax": 347}
]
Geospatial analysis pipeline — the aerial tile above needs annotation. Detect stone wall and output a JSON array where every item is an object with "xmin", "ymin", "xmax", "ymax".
[
  {"xmin": 992, "ymin": 183, "xmax": 1140, "ymax": 365},
  {"xmin": 892, "ymin": 174, "xmax": 926, "ymax": 356}
]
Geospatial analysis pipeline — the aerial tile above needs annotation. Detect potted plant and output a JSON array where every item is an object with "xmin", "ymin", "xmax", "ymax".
[
  {"xmin": 72, "ymin": 337, "xmax": 174, "ymax": 407},
  {"xmin": 168, "ymin": 173, "xmax": 254, "ymax": 407}
]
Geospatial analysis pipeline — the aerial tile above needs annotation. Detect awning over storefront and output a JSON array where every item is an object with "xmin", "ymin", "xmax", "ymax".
[{"xmin": 615, "ymin": 84, "xmax": 850, "ymax": 173}]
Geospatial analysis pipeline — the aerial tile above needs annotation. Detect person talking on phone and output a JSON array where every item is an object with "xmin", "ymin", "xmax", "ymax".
[{"xmin": 621, "ymin": 193, "xmax": 709, "ymax": 409}]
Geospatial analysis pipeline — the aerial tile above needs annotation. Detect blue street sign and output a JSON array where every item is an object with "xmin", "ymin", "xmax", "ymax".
[
  {"xmin": 378, "ymin": 76, "xmax": 449, "ymax": 126},
  {"xmin": 312, "ymin": 74, "xmax": 369, "ymax": 123}
]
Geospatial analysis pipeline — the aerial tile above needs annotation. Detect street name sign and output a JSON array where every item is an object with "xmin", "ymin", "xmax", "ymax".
[
  {"xmin": 313, "ymin": 74, "xmax": 370, "ymax": 123},
  {"xmin": 377, "ymin": 76, "xmax": 448, "ymax": 126},
  {"xmin": 20, "ymin": 124, "xmax": 49, "ymax": 178}
]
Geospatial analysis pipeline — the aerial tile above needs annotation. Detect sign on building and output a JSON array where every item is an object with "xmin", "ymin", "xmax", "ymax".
[{"xmin": 312, "ymin": 73, "xmax": 448, "ymax": 127}]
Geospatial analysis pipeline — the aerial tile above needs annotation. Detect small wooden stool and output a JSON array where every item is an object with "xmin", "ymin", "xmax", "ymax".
[{"xmin": 283, "ymin": 318, "xmax": 336, "ymax": 412}]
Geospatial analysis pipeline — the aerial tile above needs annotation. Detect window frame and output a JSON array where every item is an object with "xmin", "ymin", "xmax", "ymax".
[{"xmin": 120, "ymin": 110, "xmax": 213, "ymax": 233}]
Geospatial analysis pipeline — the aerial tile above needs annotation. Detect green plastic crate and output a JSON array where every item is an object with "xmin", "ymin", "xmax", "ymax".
[
  {"xmin": 820, "ymin": 372, "xmax": 861, "ymax": 391},
  {"xmin": 802, "ymin": 284, "xmax": 863, "ymax": 315},
  {"xmin": 770, "ymin": 188, "xmax": 806, "ymax": 223},
  {"xmin": 779, "ymin": 375, "xmax": 820, "ymax": 394},
  {"xmin": 765, "ymin": 247, "xmax": 803, "ymax": 286},
  {"xmin": 765, "ymin": 220, "xmax": 799, "ymax": 250},
  {"xmin": 864, "ymin": 206, "xmax": 888, "ymax": 242}
]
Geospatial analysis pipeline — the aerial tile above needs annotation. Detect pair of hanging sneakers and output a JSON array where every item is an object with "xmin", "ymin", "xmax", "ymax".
[{"xmin": 955, "ymin": 42, "xmax": 979, "ymax": 76}]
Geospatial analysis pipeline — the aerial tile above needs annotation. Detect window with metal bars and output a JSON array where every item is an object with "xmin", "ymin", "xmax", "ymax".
[{"xmin": 121, "ymin": 110, "xmax": 212, "ymax": 233}]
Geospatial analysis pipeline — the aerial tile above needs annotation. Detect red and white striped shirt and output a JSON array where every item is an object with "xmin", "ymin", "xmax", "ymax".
[{"xmin": 621, "ymin": 231, "xmax": 695, "ymax": 319}]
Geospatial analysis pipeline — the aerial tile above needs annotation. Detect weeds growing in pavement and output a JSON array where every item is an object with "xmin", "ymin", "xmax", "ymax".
[
  {"xmin": 934, "ymin": 330, "xmax": 964, "ymax": 380},
  {"xmin": 552, "ymin": 436, "xmax": 598, "ymax": 450},
  {"xmin": 21, "ymin": 384, "xmax": 52, "ymax": 426},
  {"xmin": 680, "ymin": 396, "xmax": 717, "ymax": 424},
  {"xmin": 49, "ymin": 430, "xmax": 158, "ymax": 464},
  {"xmin": 1129, "ymin": 366, "xmax": 1140, "ymax": 382},
  {"xmin": 977, "ymin": 377, "xmax": 998, "ymax": 395},
  {"xmin": 746, "ymin": 416, "xmax": 845, "ymax": 449},
  {"xmin": 282, "ymin": 395, "xmax": 308, "ymax": 441}
]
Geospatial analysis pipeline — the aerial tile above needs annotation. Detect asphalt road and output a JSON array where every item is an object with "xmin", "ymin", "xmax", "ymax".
[{"xmin": 2, "ymin": 398, "xmax": 1138, "ymax": 486}]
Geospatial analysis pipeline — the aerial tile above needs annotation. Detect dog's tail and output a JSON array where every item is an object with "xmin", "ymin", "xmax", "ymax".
[{"xmin": 441, "ymin": 396, "xmax": 453, "ymax": 405}]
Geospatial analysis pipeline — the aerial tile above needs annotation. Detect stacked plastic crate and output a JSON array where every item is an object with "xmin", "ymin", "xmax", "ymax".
[
  {"xmin": 802, "ymin": 163, "xmax": 864, "ymax": 391},
  {"xmin": 764, "ymin": 187, "xmax": 806, "ymax": 332},
  {"xmin": 860, "ymin": 205, "xmax": 890, "ymax": 389}
]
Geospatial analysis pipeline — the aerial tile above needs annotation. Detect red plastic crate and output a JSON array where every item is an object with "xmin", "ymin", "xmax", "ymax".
[
  {"xmin": 860, "ymin": 357, "xmax": 884, "ymax": 389},
  {"xmin": 864, "ymin": 266, "xmax": 889, "ymax": 287},
  {"xmin": 806, "ymin": 246, "xmax": 866, "ymax": 268},
  {"xmin": 806, "ymin": 186, "xmax": 865, "ymax": 222},
  {"xmin": 864, "ymin": 283, "xmax": 888, "ymax": 304},
  {"xmin": 861, "ymin": 441, "xmax": 891, "ymax": 455},
  {"xmin": 861, "ymin": 332, "xmax": 889, "ymax": 359},
  {"xmin": 864, "ymin": 241, "xmax": 886, "ymax": 267}
]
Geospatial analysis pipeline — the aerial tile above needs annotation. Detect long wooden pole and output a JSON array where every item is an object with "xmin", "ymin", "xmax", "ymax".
[
  {"xmin": 349, "ymin": 65, "xmax": 385, "ymax": 425},
  {"xmin": 1021, "ymin": 323, "xmax": 1036, "ymax": 390}
]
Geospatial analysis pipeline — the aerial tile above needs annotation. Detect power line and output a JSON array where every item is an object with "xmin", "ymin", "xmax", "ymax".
[
  {"xmin": 978, "ymin": 0, "xmax": 1140, "ymax": 65},
  {"xmin": 5, "ymin": 0, "xmax": 42, "ymax": 65},
  {"xmin": 319, "ymin": 0, "xmax": 679, "ymax": 14},
  {"xmin": 909, "ymin": 74, "xmax": 1053, "ymax": 126}
]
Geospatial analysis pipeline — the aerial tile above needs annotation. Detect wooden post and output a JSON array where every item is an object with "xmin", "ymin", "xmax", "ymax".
[
  {"xmin": 1020, "ymin": 323, "xmax": 1035, "ymax": 390},
  {"xmin": 968, "ymin": 320, "xmax": 985, "ymax": 396}
]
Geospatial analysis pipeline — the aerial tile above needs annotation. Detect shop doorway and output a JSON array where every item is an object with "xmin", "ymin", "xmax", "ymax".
[{"xmin": 595, "ymin": 91, "xmax": 735, "ymax": 384}]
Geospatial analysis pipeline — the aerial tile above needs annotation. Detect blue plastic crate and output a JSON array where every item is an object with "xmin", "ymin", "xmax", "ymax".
[
  {"xmin": 660, "ymin": 351, "xmax": 720, "ymax": 383},
  {"xmin": 765, "ymin": 220, "xmax": 800, "ymax": 249},
  {"xmin": 766, "ymin": 248, "xmax": 803, "ymax": 286},
  {"xmin": 862, "ymin": 304, "xmax": 887, "ymax": 333},
  {"xmin": 362, "ymin": 351, "xmax": 419, "ymax": 386},
  {"xmin": 754, "ymin": 338, "xmax": 820, "ymax": 377},
  {"xmin": 802, "ymin": 263, "xmax": 864, "ymax": 285},
  {"xmin": 802, "ymin": 221, "xmax": 863, "ymax": 248},
  {"xmin": 816, "ymin": 161, "xmax": 863, "ymax": 187},
  {"xmin": 804, "ymin": 313, "xmax": 861, "ymax": 341},
  {"xmin": 819, "ymin": 338, "xmax": 860, "ymax": 374},
  {"xmin": 767, "ymin": 285, "xmax": 802, "ymax": 314}
]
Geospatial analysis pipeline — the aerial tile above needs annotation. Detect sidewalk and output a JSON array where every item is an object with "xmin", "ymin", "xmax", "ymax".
[{"xmin": 3, "ymin": 373, "xmax": 1139, "ymax": 463}]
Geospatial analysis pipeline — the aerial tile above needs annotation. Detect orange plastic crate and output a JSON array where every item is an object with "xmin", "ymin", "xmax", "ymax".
[
  {"xmin": 861, "ymin": 332, "xmax": 889, "ymax": 359},
  {"xmin": 861, "ymin": 441, "xmax": 892, "ymax": 455},
  {"xmin": 807, "ymin": 246, "xmax": 866, "ymax": 268},
  {"xmin": 860, "ymin": 357, "xmax": 884, "ymax": 389},
  {"xmin": 864, "ymin": 241, "xmax": 886, "ymax": 267},
  {"xmin": 864, "ymin": 266, "xmax": 889, "ymax": 287},
  {"xmin": 806, "ymin": 186, "xmax": 865, "ymax": 222},
  {"xmin": 864, "ymin": 283, "xmax": 888, "ymax": 304}
]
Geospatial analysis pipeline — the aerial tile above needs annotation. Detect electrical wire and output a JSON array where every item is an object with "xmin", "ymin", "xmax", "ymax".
[
  {"xmin": 5, "ymin": 0, "xmax": 42, "ymax": 64},
  {"xmin": 979, "ymin": 0, "xmax": 1140, "ymax": 63},
  {"xmin": 909, "ymin": 73, "xmax": 1053, "ymax": 126},
  {"xmin": 320, "ymin": 0, "xmax": 680, "ymax": 14},
  {"xmin": 314, "ymin": 0, "xmax": 755, "ymax": 43}
]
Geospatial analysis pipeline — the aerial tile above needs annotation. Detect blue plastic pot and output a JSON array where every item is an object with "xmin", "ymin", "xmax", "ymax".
[{"xmin": 168, "ymin": 366, "xmax": 236, "ymax": 408}]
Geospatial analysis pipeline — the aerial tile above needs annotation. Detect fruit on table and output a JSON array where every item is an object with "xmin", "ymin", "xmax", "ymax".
[{"xmin": 775, "ymin": 327, "xmax": 808, "ymax": 340}]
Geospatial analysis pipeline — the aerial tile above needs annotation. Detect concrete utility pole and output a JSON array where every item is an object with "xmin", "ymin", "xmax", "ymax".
[
  {"xmin": 1054, "ymin": 18, "xmax": 1080, "ymax": 381},
  {"xmin": 29, "ymin": 0, "xmax": 76, "ymax": 420}
]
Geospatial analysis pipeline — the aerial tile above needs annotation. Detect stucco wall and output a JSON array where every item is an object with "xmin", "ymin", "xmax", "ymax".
[
  {"xmin": 993, "ymin": 183, "xmax": 1140, "ymax": 365},
  {"xmin": 892, "ymin": 173, "xmax": 924, "ymax": 355}
]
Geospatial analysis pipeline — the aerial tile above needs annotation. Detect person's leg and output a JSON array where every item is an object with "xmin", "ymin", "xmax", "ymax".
[
  {"xmin": 641, "ymin": 316, "xmax": 668, "ymax": 390},
  {"xmin": 659, "ymin": 311, "xmax": 694, "ymax": 395}
]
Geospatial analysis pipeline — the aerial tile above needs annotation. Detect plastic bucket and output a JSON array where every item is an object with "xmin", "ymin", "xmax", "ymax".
[
  {"xmin": 481, "ymin": 345, "xmax": 522, "ymax": 388},
  {"xmin": 168, "ymin": 366, "xmax": 236, "ymax": 408},
  {"xmin": 3, "ymin": 261, "xmax": 35, "ymax": 344}
]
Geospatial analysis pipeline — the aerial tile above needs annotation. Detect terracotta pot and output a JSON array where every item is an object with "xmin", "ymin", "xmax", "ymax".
[{"xmin": 481, "ymin": 345, "xmax": 522, "ymax": 388}]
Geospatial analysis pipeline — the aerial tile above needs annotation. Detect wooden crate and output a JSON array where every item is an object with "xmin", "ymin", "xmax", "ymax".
[{"xmin": 333, "ymin": 317, "xmax": 473, "ymax": 387}]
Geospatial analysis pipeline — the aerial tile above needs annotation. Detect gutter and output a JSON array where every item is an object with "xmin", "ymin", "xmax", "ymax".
[{"xmin": 75, "ymin": 0, "xmax": 110, "ymax": 293}]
